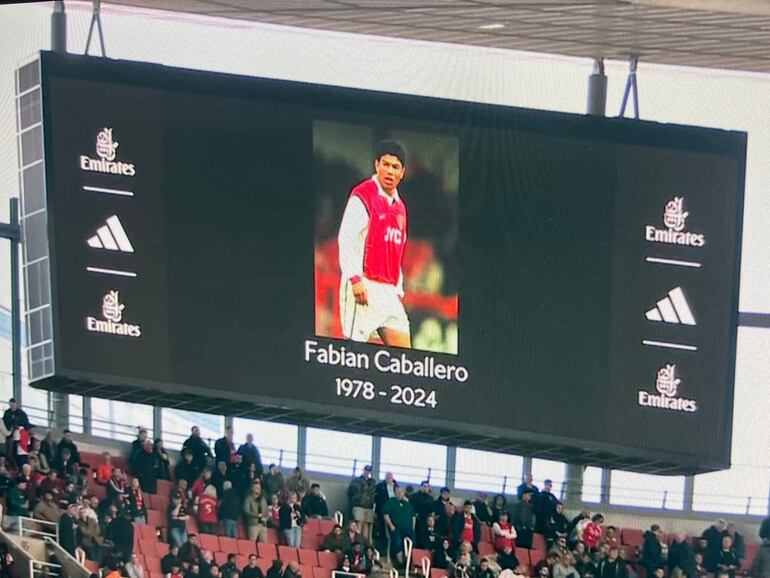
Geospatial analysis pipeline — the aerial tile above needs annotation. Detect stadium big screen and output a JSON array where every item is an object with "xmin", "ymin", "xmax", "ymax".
[{"xmin": 23, "ymin": 53, "xmax": 745, "ymax": 473}]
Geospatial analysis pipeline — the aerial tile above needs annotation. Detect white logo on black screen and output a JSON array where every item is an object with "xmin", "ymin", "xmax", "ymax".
[
  {"xmin": 637, "ymin": 364, "xmax": 697, "ymax": 412},
  {"xmin": 645, "ymin": 287, "xmax": 696, "ymax": 326},
  {"xmin": 85, "ymin": 290, "xmax": 141, "ymax": 338},
  {"xmin": 645, "ymin": 197, "xmax": 705, "ymax": 247},
  {"xmin": 80, "ymin": 127, "xmax": 136, "ymax": 176},
  {"xmin": 87, "ymin": 215, "xmax": 134, "ymax": 253}
]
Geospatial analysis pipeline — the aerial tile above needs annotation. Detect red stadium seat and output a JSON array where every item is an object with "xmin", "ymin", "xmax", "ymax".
[
  {"xmin": 319, "ymin": 519, "xmax": 335, "ymax": 536},
  {"xmin": 410, "ymin": 548, "xmax": 432, "ymax": 568},
  {"xmin": 480, "ymin": 526, "xmax": 493, "ymax": 544},
  {"xmin": 150, "ymin": 494, "xmax": 169, "ymax": 512},
  {"xmin": 318, "ymin": 551, "xmax": 339, "ymax": 570},
  {"xmin": 91, "ymin": 484, "xmax": 107, "ymax": 501},
  {"xmin": 622, "ymin": 529, "xmax": 644, "ymax": 548},
  {"xmin": 305, "ymin": 518, "xmax": 322, "ymax": 536},
  {"xmin": 147, "ymin": 509, "xmax": 164, "ymax": 528},
  {"xmin": 139, "ymin": 539, "xmax": 158, "ymax": 557},
  {"xmin": 238, "ymin": 540, "xmax": 257, "ymax": 556},
  {"xmin": 200, "ymin": 534, "xmax": 221, "ymax": 553},
  {"xmin": 620, "ymin": 546, "xmax": 637, "ymax": 562},
  {"xmin": 145, "ymin": 558, "xmax": 162, "ymax": 573},
  {"xmin": 529, "ymin": 549, "xmax": 546, "ymax": 568},
  {"xmin": 220, "ymin": 537, "xmax": 239, "ymax": 554},
  {"xmin": 313, "ymin": 567, "xmax": 332, "ymax": 578},
  {"xmin": 431, "ymin": 570, "xmax": 448, "ymax": 578},
  {"xmin": 278, "ymin": 546, "xmax": 300, "ymax": 564},
  {"xmin": 299, "ymin": 565, "xmax": 314, "ymax": 578},
  {"xmin": 256, "ymin": 560, "xmax": 275, "ymax": 574},
  {"xmin": 84, "ymin": 560, "xmax": 99, "ymax": 573},
  {"xmin": 258, "ymin": 543, "xmax": 278, "ymax": 560},
  {"xmin": 150, "ymin": 572, "xmax": 165, "ymax": 578},
  {"xmin": 531, "ymin": 534, "xmax": 547, "ymax": 551},
  {"xmin": 298, "ymin": 549, "xmax": 319, "ymax": 567},
  {"xmin": 140, "ymin": 524, "xmax": 158, "ymax": 540},
  {"xmin": 187, "ymin": 517, "xmax": 199, "ymax": 534},
  {"xmin": 301, "ymin": 532, "xmax": 320, "ymax": 551},
  {"xmin": 157, "ymin": 479, "xmax": 174, "ymax": 496},
  {"xmin": 266, "ymin": 528, "xmax": 280, "ymax": 544},
  {"xmin": 215, "ymin": 552, "xmax": 227, "ymax": 565},
  {"xmin": 236, "ymin": 556, "xmax": 249, "ymax": 569},
  {"xmin": 478, "ymin": 542, "xmax": 495, "ymax": 557}
]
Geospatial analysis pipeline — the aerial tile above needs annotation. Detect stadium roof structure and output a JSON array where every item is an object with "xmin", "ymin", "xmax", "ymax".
[{"xmin": 107, "ymin": 0, "xmax": 770, "ymax": 73}]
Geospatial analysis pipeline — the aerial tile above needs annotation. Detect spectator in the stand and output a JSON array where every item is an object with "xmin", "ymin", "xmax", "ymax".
[
  {"xmin": 375, "ymin": 471, "xmax": 398, "ymax": 539},
  {"xmin": 267, "ymin": 493, "xmax": 281, "ymax": 528},
  {"xmin": 453, "ymin": 552, "xmax": 472, "ymax": 578},
  {"xmin": 188, "ymin": 562, "xmax": 203, "ymax": 578},
  {"xmin": 702, "ymin": 519, "xmax": 727, "ymax": 571},
  {"xmin": 582, "ymin": 514, "xmax": 605, "ymax": 552},
  {"xmin": 536, "ymin": 480, "xmax": 560, "ymax": 533},
  {"xmin": 199, "ymin": 549, "xmax": 215, "ymax": 578},
  {"xmin": 694, "ymin": 538, "xmax": 709, "ymax": 568},
  {"xmin": 212, "ymin": 461, "xmax": 229, "ymax": 496},
  {"xmin": 54, "ymin": 447, "xmax": 78, "ymax": 483},
  {"xmin": 490, "ymin": 494, "xmax": 507, "ymax": 524},
  {"xmin": 417, "ymin": 513, "xmax": 441, "ymax": 552},
  {"xmin": 280, "ymin": 491, "xmax": 306, "ymax": 548},
  {"xmin": 197, "ymin": 485, "xmax": 219, "ymax": 534},
  {"xmin": 180, "ymin": 534, "xmax": 203, "ymax": 565},
  {"xmin": 107, "ymin": 510, "xmax": 134, "ymax": 562},
  {"xmin": 437, "ymin": 501, "xmax": 458, "ymax": 545},
  {"xmin": 167, "ymin": 494, "xmax": 189, "ymax": 548},
  {"xmin": 547, "ymin": 503, "xmax": 570, "ymax": 548},
  {"xmin": 693, "ymin": 554, "xmax": 709, "ymax": 578},
  {"xmin": 321, "ymin": 524, "xmax": 348, "ymax": 554},
  {"xmin": 220, "ymin": 554, "xmax": 238, "ymax": 578},
  {"xmin": 434, "ymin": 538, "xmax": 455, "ymax": 571},
  {"xmin": 192, "ymin": 468, "xmax": 215, "ymax": 501},
  {"xmin": 344, "ymin": 519, "xmax": 367, "ymax": 549},
  {"xmin": 383, "ymin": 485, "xmax": 416, "ymax": 566},
  {"xmin": 365, "ymin": 546, "xmax": 381, "ymax": 574},
  {"xmin": 434, "ymin": 486, "xmax": 453, "ymax": 518},
  {"xmin": 96, "ymin": 452, "xmax": 113, "ymax": 485},
  {"xmin": 601, "ymin": 526, "xmax": 619, "ymax": 550},
  {"xmin": 127, "ymin": 477, "xmax": 147, "ymax": 524},
  {"xmin": 497, "ymin": 545, "xmax": 519, "ymax": 571},
  {"xmin": 78, "ymin": 506, "xmax": 105, "ymax": 562},
  {"xmin": 183, "ymin": 426, "xmax": 214, "ymax": 472},
  {"xmin": 492, "ymin": 510, "xmax": 516, "ymax": 552},
  {"xmin": 40, "ymin": 431, "xmax": 56, "ymax": 469},
  {"xmin": 641, "ymin": 525, "xmax": 665, "ymax": 578},
  {"xmin": 343, "ymin": 542, "xmax": 368, "ymax": 574},
  {"xmin": 130, "ymin": 429, "xmax": 149, "ymax": 471},
  {"xmin": 265, "ymin": 560, "xmax": 282, "ymax": 578},
  {"xmin": 154, "ymin": 438, "xmax": 171, "ymax": 481},
  {"xmin": 33, "ymin": 490, "xmax": 60, "ymax": 524},
  {"xmin": 135, "ymin": 438, "xmax": 158, "ymax": 494},
  {"xmin": 597, "ymin": 548, "xmax": 627, "ymax": 578},
  {"xmin": 219, "ymin": 480, "xmax": 242, "ymax": 538},
  {"xmin": 244, "ymin": 479, "xmax": 269, "ymax": 542},
  {"xmin": 214, "ymin": 427, "xmax": 236, "ymax": 467},
  {"xmin": 241, "ymin": 555, "xmax": 264, "ymax": 578},
  {"xmin": 473, "ymin": 493, "xmax": 493, "ymax": 525},
  {"xmin": 56, "ymin": 430, "xmax": 82, "ymax": 466},
  {"xmin": 456, "ymin": 541, "xmax": 479, "ymax": 566},
  {"xmin": 161, "ymin": 545, "xmax": 183, "ymax": 575},
  {"xmin": 237, "ymin": 461, "xmax": 257, "ymax": 497},
  {"xmin": 58, "ymin": 503, "xmax": 80, "ymax": 556},
  {"xmin": 103, "ymin": 558, "xmax": 123, "ymax": 578},
  {"xmin": 517, "ymin": 473, "xmax": 539, "ymax": 501},
  {"xmin": 263, "ymin": 464, "xmax": 284, "ymax": 500},
  {"xmin": 669, "ymin": 533, "xmax": 696, "ymax": 578},
  {"xmin": 286, "ymin": 467, "xmax": 310, "ymax": 500},
  {"xmin": 301, "ymin": 483, "xmax": 329, "ymax": 518},
  {"xmin": 40, "ymin": 469, "xmax": 63, "ymax": 502},
  {"xmin": 175, "ymin": 450, "xmax": 199, "ymax": 487},
  {"xmin": 751, "ymin": 536, "xmax": 770, "ymax": 578},
  {"xmin": 453, "ymin": 501, "xmax": 481, "ymax": 553},
  {"xmin": 715, "ymin": 536, "xmax": 740, "ymax": 578},
  {"xmin": 474, "ymin": 557, "xmax": 495, "ymax": 578},
  {"xmin": 4, "ymin": 479, "xmax": 28, "ymax": 530},
  {"xmin": 125, "ymin": 553, "xmax": 145, "ymax": 578},
  {"xmin": 553, "ymin": 553, "xmax": 581, "ymax": 578},
  {"xmin": 347, "ymin": 465, "xmax": 376, "ymax": 540},
  {"xmin": 237, "ymin": 434, "xmax": 263, "ymax": 477},
  {"xmin": 31, "ymin": 438, "xmax": 50, "ymax": 474},
  {"xmin": 3, "ymin": 398, "xmax": 30, "ymax": 466},
  {"xmin": 724, "ymin": 523, "xmax": 745, "ymax": 562},
  {"xmin": 411, "ymin": 480, "xmax": 435, "ymax": 530},
  {"xmin": 107, "ymin": 467, "xmax": 127, "ymax": 505},
  {"xmin": 283, "ymin": 561, "xmax": 301, "ymax": 578},
  {"xmin": 511, "ymin": 490, "xmax": 536, "ymax": 549}
]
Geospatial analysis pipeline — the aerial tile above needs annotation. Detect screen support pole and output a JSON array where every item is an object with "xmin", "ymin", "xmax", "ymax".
[
  {"xmin": 84, "ymin": 0, "xmax": 106, "ymax": 57},
  {"xmin": 587, "ymin": 58, "xmax": 607, "ymax": 116},
  {"xmin": 619, "ymin": 55, "xmax": 640, "ymax": 119},
  {"xmin": 0, "ymin": 199, "xmax": 22, "ymax": 400},
  {"xmin": 51, "ymin": 1, "xmax": 67, "ymax": 54}
]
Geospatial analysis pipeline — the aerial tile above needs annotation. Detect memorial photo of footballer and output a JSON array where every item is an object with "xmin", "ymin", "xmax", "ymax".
[{"xmin": 314, "ymin": 121, "xmax": 459, "ymax": 355}]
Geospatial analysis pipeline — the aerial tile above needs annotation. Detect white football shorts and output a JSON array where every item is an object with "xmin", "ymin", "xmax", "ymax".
[{"xmin": 340, "ymin": 277, "xmax": 410, "ymax": 341}]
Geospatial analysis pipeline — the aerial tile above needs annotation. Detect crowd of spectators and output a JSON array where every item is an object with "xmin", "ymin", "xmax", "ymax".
[{"xmin": 2, "ymin": 399, "xmax": 770, "ymax": 578}]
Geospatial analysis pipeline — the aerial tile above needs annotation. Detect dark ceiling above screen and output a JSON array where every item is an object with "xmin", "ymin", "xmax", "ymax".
[{"xmin": 25, "ymin": 52, "xmax": 745, "ymax": 475}]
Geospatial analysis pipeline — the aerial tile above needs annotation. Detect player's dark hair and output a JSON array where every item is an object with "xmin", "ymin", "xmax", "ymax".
[{"xmin": 374, "ymin": 140, "xmax": 407, "ymax": 166}]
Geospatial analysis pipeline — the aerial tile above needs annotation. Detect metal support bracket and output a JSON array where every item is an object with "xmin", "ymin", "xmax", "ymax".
[
  {"xmin": 85, "ymin": 0, "xmax": 106, "ymax": 57},
  {"xmin": 619, "ymin": 55, "xmax": 640, "ymax": 119}
]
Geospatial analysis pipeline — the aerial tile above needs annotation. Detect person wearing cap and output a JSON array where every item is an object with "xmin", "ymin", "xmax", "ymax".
[
  {"xmin": 263, "ymin": 463, "xmax": 284, "ymax": 499},
  {"xmin": 347, "ymin": 465, "xmax": 377, "ymax": 540}
]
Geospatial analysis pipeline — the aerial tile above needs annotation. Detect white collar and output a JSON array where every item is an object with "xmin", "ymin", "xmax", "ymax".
[{"xmin": 372, "ymin": 175, "xmax": 399, "ymax": 203}]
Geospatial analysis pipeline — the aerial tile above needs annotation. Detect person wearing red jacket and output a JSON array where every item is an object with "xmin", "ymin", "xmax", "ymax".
[{"xmin": 582, "ymin": 514, "xmax": 605, "ymax": 551}]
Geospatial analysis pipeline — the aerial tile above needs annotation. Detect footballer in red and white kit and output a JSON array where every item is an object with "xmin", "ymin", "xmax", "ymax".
[{"xmin": 337, "ymin": 141, "xmax": 411, "ymax": 348}]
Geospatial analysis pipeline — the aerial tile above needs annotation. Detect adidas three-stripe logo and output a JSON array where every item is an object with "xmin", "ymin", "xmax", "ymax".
[
  {"xmin": 645, "ymin": 286, "xmax": 696, "ymax": 326},
  {"xmin": 86, "ymin": 215, "xmax": 134, "ymax": 252}
]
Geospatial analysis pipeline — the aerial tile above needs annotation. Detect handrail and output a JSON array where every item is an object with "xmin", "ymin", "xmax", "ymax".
[
  {"xmin": 43, "ymin": 537, "xmax": 90, "ymax": 578},
  {"xmin": 18, "ymin": 516, "xmax": 58, "ymax": 542}
]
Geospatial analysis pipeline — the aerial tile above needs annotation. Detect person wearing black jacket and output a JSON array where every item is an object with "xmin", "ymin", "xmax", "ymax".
[
  {"xmin": 237, "ymin": 434, "xmax": 263, "ymax": 477},
  {"xmin": 411, "ymin": 481, "xmax": 435, "ymax": 530},
  {"xmin": 716, "ymin": 536, "xmax": 740, "ymax": 578},
  {"xmin": 374, "ymin": 472, "xmax": 398, "ymax": 540},
  {"xmin": 265, "ymin": 561, "xmax": 282, "ymax": 578},
  {"xmin": 535, "ymin": 480, "xmax": 560, "ymax": 533},
  {"xmin": 55, "ymin": 430, "xmax": 82, "ymax": 466},
  {"xmin": 497, "ymin": 545, "xmax": 519, "ymax": 572},
  {"xmin": 669, "ymin": 534, "xmax": 696, "ymax": 578},
  {"xmin": 214, "ymin": 428, "xmax": 236, "ymax": 466},
  {"xmin": 161, "ymin": 545, "xmax": 183, "ymax": 575},
  {"xmin": 598, "ymin": 548, "xmax": 629, "ymax": 578},
  {"xmin": 301, "ymin": 484, "xmax": 329, "ymax": 518},
  {"xmin": 702, "ymin": 519, "xmax": 727, "ymax": 572},
  {"xmin": 433, "ymin": 539, "xmax": 455, "ymax": 571},
  {"xmin": 3, "ymin": 398, "xmax": 30, "ymax": 466},
  {"xmin": 106, "ymin": 510, "xmax": 135, "ymax": 563},
  {"xmin": 242, "ymin": 555, "xmax": 265, "ymax": 578},
  {"xmin": 417, "ymin": 513, "xmax": 441, "ymax": 552},
  {"xmin": 547, "ymin": 502, "xmax": 570, "ymax": 548},
  {"xmin": 57, "ymin": 504, "xmax": 79, "ymax": 556},
  {"xmin": 452, "ymin": 501, "xmax": 481, "ymax": 552},
  {"xmin": 182, "ymin": 427, "xmax": 213, "ymax": 471},
  {"xmin": 511, "ymin": 491, "xmax": 535, "ymax": 549},
  {"xmin": 134, "ymin": 439, "xmax": 158, "ymax": 494},
  {"xmin": 174, "ymin": 450, "xmax": 200, "ymax": 487},
  {"xmin": 219, "ymin": 481, "xmax": 242, "ymax": 538},
  {"xmin": 642, "ymin": 526, "xmax": 665, "ymax": 578},
  {"xmin": 130, "ymin": 429, "xmax": 149, "ymax": 473}
]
